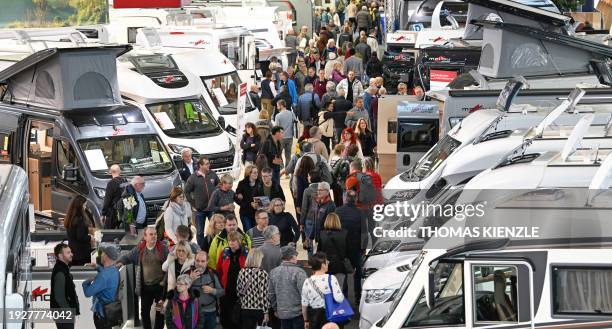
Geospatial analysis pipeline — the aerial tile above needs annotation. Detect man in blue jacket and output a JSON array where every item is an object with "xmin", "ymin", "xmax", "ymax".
[
  {"xmin": 277, "ymin": 71, "xmax": 298, "ymax": 108},
  {"xmin": 83, "ymin": 243, "xmax": 121, "ymax": 329}
]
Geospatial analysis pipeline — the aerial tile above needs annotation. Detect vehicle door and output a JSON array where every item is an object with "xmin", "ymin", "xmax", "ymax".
[
  {"xmin": 465, "ymin": 260, "xmax": 534, "ymax": 328},
  {"xmin": 396, "ymin": 102, "xmax": 440, "ymax": 173},
  {"xmin": 50, "ymin": 126, "xmax": 89, "ymax": 219},
  {"xmin": 0, "ymin": 110, "xmax": 22, "ymax": 166}
]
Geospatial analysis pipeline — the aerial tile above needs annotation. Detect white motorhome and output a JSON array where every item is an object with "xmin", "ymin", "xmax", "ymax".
[
  {"xmin": 116, "ymin": 50, "xmax": 240, "ymax": 178},
  {"xmin": 0, "ymin": 165, "xmax": 32, "ymax": 329},
  {"xmin": 373, "ymin": 150, "xmax": 612, "ymax": 328}
]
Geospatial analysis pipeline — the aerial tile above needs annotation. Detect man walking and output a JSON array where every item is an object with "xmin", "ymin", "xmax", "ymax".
[
  {"xmin": 101, "ymin": 164, "xmax": 126, "ymax": 229},
  {"xmin": 260, "ymin": 225, "xmax": 282, "ymax": 273},
  {"xmin": 261, "ymin": 126, "xmax": 285, "ymax": 184},
  {"xmin": 277, "ymin": 72, "xmax": 298, "ymax": 108},
  {"xmin": 51, "ymin": 243, "xmax": 79, "ymax": 329},
  {"xmin": 116, "ymin": 227, "xmax": 169, "ymax": 329},
  {"xmin": 185, "ymin": 157, "xmax": 220, "ymax": 248},
  {"xmin": 268, "ymin": 244, "xmax": 307, "ymax": 329},
  {"xmin": 274, "ymin": 99, "xmax": 297, "ymax": 164},
  {"xmin": 247, "ymin": 209, "xmax": 270, "ymax": 249},
  {"xmin": 345, "ymin": 96, "xmax": 370, "ymax": 129},
  {"xmin": 82, "ymin": 243, "xmax": 121, "ymax": 329},
  {"xmin": 178, "ymin": 148, "xmax": 198, "ymax": 182},
  {"xmin": 296, "ymin": 84, "xmax": 321, "ymax": 128},
  {"xmin": 336, "ymin": 191, "xmax": 364, "ymax": 301},
  {"xmin": 337, "ymin": 70, "xmax": 364, "ymax": 104}
]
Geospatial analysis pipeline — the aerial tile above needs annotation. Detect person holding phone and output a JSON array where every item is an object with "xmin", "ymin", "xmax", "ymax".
[{"xmin": 190, "ymin": 251, "xmax": 225, "ymax": 329}]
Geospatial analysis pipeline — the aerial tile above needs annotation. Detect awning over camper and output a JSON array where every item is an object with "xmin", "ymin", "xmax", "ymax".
[{"xmin": 0, "ymin": 45, "xmax": 132, "ymax": 110}]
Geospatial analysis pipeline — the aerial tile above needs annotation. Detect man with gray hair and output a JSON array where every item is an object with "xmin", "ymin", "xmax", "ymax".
[
  {"xmin": 178, "ymin": 148, "xmax": 198, "ymax": 182},
  {"xmin": 268, "ymin": 244, "xmax": 308, "ymax": 329},
  {"xmin": 296, "ymin": 83, "xmax": 321, "ymax": 127},
  {"xmin": 307, "ymin": 126, "xmax": 329, "ymax": 160},
  {"xmin": 118, "ymin": 175, "xmax": 148, "ymax": 229},
  {"xmin": 260, "ymin": 225, "xmax": 282, "ymax": 273},
  {"xmin": 321, "ymin": 80, "xmax": 337, "ymax": 106},
  {"xmin": 102, "ymin": 164, "xmax": 126, "ymax": 229}
]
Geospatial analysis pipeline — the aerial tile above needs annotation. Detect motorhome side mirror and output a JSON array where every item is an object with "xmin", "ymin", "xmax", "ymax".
[
  {"xmin": 62, "ymin": 164, "xmax": 78, "ymax": 182},
  {"xmin": 218, "ymin": 116, "xmax": 226, "ymax": 129},
  {"xmin": 425, "ymin": 265, "xmax": 436, "ymax": 309},
  {"xmin": 403, "ymin": 154, "xmax": 411, "ymax": 166}
]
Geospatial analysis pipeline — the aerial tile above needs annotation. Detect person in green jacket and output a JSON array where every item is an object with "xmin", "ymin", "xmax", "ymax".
[{"xmin": 207, "ymin": 215, "xmax": 252, "ymax": 270}]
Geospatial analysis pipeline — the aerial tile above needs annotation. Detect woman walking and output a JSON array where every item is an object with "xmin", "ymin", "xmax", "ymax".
[
  {"xmin": 268, "ymin": 198, "xmax": 300, "ymax": 247},
  {"xmin": 163, "ymin": 240, "xmax": 196, "ymax": 292},
  {"xmin": 64, "ymin": 195, "xmax": 94, "ymax": 266},
  {"xmin": 164, "ymin": 187, "xmax": 193, "ymax": 245},
  {"xmin": 201, "ymin": 214, "xmax": 225, "ymax": 253},
  {"xmin": 317, "ymin": 213, "xmax": 350, "ymax": 288},
  {"xmin": 355, "ymin": 118, "xmax": 376, "ymax": 158},
  {"xmin": 217, "ymin": 232, "xmax": 249, "ymax": 329},
  {"xmin": 165, "ymin": 274, "xmax": 203, "ymax": 329},
  {"xmin": 240, "ymin": 123, "xmax": 262, "ymax": 166},
  {"xmin": 236, "ymin": 165, "xmax": 260, "ymax": 232},
  {"xmin": 237, "ymin": 248, "xmax": 270, "ymax": 329},
  {"xmin": 301, "ymin": 252, "xmax": 345, "ymax": 329}
]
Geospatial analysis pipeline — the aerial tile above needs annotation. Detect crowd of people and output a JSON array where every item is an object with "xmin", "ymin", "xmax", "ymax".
[{"xmin": 48, "ymin": 2, "xmax": 426, "ymax": 329}]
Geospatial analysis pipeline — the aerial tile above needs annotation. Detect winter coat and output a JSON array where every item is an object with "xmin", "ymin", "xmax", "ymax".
[
  {"xmin": 164, "ymin": 201, "xmax": 193, "ymax": 244},
  {"xmin": 240, "ymin": 133, "xmax": 262, "ymax": 163},
  {"xmin": 184, "ymin": 171, "xmax": 220, "ymax": 212},
  {"xmin": 118, "ymin": 239, "xmax": 169, "ymax": 296},
  {"xmin": 165, "ymin": 289, "xmax": 202, "ymax": 329},
  {"xmin": 163, "ymin": 254, "xmax": 195, "ymax": 292},
  {"xmin": 342, "ymin": 56, "xmax": 364, "ymax": 78},
  {"xmin": 345, "ymin": 106, "xmax": 370, "ymax": 129},
  {"xmin": 208, "ymin": 229, "xmax": 252, "ymax": 271},
  {"xmin": 317, "ymin": 230, "xmax": 349, "ymax": 274},
  {"xmin": 336, "ymin": 78, "xmax": 364, "ymax": 103},
  {"xmin": 269, "ymin": 211, "xmax": 300, "ymax": 246},
  {"xmin": 235, "ymin": 178, "xmax": 260, "ymax": 220},
  {"xmin": 336, "ymin": 202, "xmax": 365, "ymax": 248},
  {"xmin": 216, "ymin": 247, "xmax": 248, "ymax": 288},
  {"xmin": 190, "ymin": 268, "xmax": 225, "ymax": 313},
  {"xmin": 268, "ymin": 262, "xmax": 308, "ymax": 319},
  {"xmin": 356, "ymin": 9, "xmax": 371, "ymax": 29}
]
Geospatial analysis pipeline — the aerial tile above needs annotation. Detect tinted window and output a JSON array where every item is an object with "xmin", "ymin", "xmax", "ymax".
[
  {"xmin": 397, "ymin": 119, "xmax": 439, "ymax": 153},
  {"xmin": 68, "ymin": 106, "xmax": 145, "ymax": 127},
  {"xmin": 552, "ymin": 266, "xmax": 612, "ymax": 315},
  {"xmin": 74, "ymin": 72, "xmax": 113, "ymax": 101}
]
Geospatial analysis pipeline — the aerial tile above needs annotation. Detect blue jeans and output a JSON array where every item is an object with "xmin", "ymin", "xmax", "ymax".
[
  {"xmin": 240, "ymin": 214, "xmax": 255, "ymax": 232},
  {"xmin": 195, "ymin": 210, "xmax": 213, "ymax": 248},
  {"xmin": 280, "ymin": 316, "xmax": 304, "ymax": 329},
  {"xmin": 201, "ymin": 311, "xmax": 217, "ymax": 329}
]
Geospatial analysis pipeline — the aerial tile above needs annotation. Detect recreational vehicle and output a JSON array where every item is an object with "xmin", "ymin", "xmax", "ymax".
[
  {"xmin": 373, "ymin": 149, "xmax": 612, "ymax": 328},
  {"xmin": 0, "ymin": 46, "xmax": 181, "ymax": 222},
  {"xmin": 116, "ymin": 50, "xmax": 241, "ymax": 178}
]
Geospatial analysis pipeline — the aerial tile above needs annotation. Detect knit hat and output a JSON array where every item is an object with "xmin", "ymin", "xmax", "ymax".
[{"xmin": 99, "ymin": 243, "xmax": 121, "ymax": 261}]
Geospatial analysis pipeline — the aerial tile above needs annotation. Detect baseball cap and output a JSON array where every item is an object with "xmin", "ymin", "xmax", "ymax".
[{"xmin": 99, "ymin": 243, "xmax": 121, "ymax": 261}]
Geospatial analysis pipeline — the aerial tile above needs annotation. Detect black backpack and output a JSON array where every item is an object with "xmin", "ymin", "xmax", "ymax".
[
  {"xmin": 352, "ymin": 173, "xmax": 376, "ymax": 205},
  {"xmin": 315, "ymin": 155, "xmax": 333, "ymax": 184}
]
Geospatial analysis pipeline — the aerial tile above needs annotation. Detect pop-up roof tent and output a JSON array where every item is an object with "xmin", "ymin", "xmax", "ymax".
[
  {"xmin": 475, "ymin": 20, "xmax": 612, "ymax": 78},
  {"xmin": 0, "ymin": 45, "xmax": 131, "ymax": 110},
  {"xmin": 462, "ymin": 0, "xmax": 570, "ymax": 40}
]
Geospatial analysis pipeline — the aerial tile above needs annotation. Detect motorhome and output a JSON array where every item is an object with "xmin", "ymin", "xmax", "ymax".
[
  {"xmin": 0, "ymin": 46, "xmax": 180, "ymax": 222},
  {"xmin": 373, "ymin": 149, "xmax": 612, "ymax": 328},
  {"xmin": 0, "ymin": 165, "xmax": 32, "ymax": 329},
  {"xmin": 116, "ymin": 49, "xmax": 241, "ymax": 178}
]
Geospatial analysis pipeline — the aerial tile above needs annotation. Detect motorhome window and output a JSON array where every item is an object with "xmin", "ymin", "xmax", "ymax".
[
  {"xmin": 472, "ymin": 265, "xmax": 519, "ymax": 323},
  {"xmin": 411, "ymin": 134, "xmax": 459, "ymax": 180},
  {"xmin": 220, "ymin": 38, "xmax": 241, "ymax": 68},
  {"xmin": 35, "ymin": 71, "xmax": 55, "ymax": 99},
  {"xmin": 146, "ymin": 99, "xmax": 220, "ymax": 138},
  {"xmin": 397, "ymin": 119, "xmax": 438, "ymax": 153},
  {"xmin": 78, "ymin": 135, "xmax": 173, "ymax": 178},
  {"xmin": 403, "ymin": 262, "xmax": 465, "ymax": 327},
  {"xmin": 0, "ymin": 132, "xmax": 11, "ymax": 163},
  {"xmin": 552, "ymin": 266, "xmax": 612, "ymax": 316},
  {"xmin": 202, "ymin": 72, "xmax": 246, "ymax": 115},
  {"xmin": 57, "ymin": 140, "xmax": 79, "ymax": 175},
  {"xmin": 74, "ymin": 72, "xmax": 113, "ymax": 101}
]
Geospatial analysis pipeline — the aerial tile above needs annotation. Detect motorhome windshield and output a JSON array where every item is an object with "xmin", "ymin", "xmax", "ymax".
[
  {"xmin": 146, "ymin": 98, "xmax": 220, "ymax": 137},
  {"xmin": 79, "ymin": 135, "xmax": 174, "ymax": 178},
  {"xmin": 404, "ymin": 261, "xmax": 465, "ymax": 326},
  {"xmin": 403, "ymin": 135, "xmax": 461, "ymax": 181},
  {"xmin": 202, "ymin": 72, "xmax": 251, "ymax": 115}
]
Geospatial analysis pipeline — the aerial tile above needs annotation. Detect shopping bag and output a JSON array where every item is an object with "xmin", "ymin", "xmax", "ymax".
[{"xmin": 324, "ymin": 275, "xmax": 354, "ymax": 323}]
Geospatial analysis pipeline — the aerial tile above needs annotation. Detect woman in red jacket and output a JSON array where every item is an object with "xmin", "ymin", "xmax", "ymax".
[{"xmin": 216, "ymin": 231, "xmax": 248, "ymax": 329}]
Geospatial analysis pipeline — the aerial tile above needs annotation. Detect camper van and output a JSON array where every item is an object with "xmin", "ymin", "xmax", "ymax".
[
  {"xmin": 372, "ymin": 149, "xmax": 612, "ymax": 328},
  {"xmin": 0, "ymin": 165, "xmax": 32, "ymax": 329},
  {"xmin": 0, "ymin": 46, "xmax": 181, "ymax": 222},
  {"xmin": 116, "ymin": 50, "xmax": 240, "ymax": 178}
]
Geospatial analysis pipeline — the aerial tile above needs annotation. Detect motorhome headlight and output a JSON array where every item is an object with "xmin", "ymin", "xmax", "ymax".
[
  {"xmin": 390, "ymin": 189, "xmax": 420, "ymax": 201},
  {"xmin": 94, "ymin": 187, "xmax": 106, "ymax": 199},
  {"xmin": 371, "ymin": 240, "xmax": 401, "ymax": 254},
  {"xmin": 168, "ymin": 144, "xmax": 195, "ymax": 154},
  {"xmin": 364, "ymin": 289, "xmax": 397, "ymax": 303}
]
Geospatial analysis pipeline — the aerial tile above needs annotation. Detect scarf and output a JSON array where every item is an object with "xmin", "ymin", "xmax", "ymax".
[
  {"xmin": 172, "ymin": 294, "xmax": 198, "ymax": 329},
  {"xmin": 170, "ymin": 202, "xmax": 186, "ymax": 219},
  {"xmin": 316, "ymin": 195, "xmax": 332, "ymax": 205}
]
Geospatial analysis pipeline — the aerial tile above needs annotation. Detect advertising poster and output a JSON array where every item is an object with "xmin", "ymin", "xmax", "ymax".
[
  {"xmin": 429, "ymin": 69, "xmax": 457, "ymax": 90},
  {"xmin": 236, "ymin": 82, "xmax": 248, "ymax": 160}
]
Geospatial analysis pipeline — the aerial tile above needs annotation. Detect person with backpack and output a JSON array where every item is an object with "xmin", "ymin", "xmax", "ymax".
[
  {"xmin": 117, "ymin": 227, "xmax": 169, "ymax": 329},
  {"xmin": 163, "ymin": 187, "xmax": 193, "ymax": 246},
  {"xmin": 292, "ymin": 142, "xmax": 334, "ymax": 186},
  {"xmin": 296, "ymin": 84, "xmax": 321, "ymax": 128},
  {"xmin": 332, "ymin": 144, "xmax": 360, "ymax": 199},
  {"xmin": 190, "ymin": 251, "xmax": 225, "ymax": 329},
  {"xmin": 344, "ymin": 159, "xmax": 377, "ymax": 243},
  {"xmin": 83, "ymin": 243, "xmax": 121, "ymax": 329},
  {"xmin": 184, "ymin": 157, "xmax": 220, "ymax": 249}
]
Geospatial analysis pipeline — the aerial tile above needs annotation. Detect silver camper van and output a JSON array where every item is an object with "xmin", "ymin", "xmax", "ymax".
[{"xmin": 0, "ymin": 46, "xmax": 181, "ymax": 223}]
